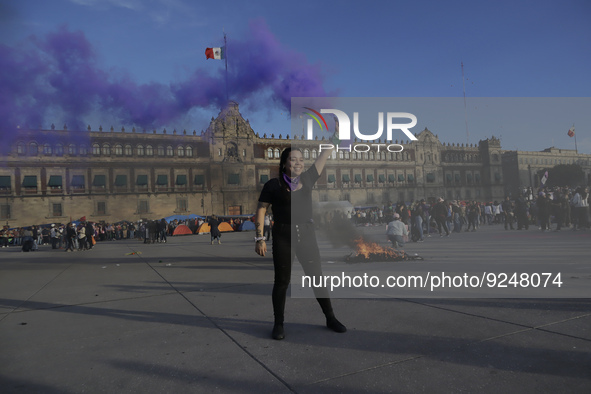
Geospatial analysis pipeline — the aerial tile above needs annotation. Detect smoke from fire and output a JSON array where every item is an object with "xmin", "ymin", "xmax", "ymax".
[{"xmin": 0, "ymin": 19, "xmax": 330, "ymax": 134}]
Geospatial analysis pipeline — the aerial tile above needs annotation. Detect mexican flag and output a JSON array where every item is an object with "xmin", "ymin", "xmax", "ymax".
[
  {"xmin": 567, "ymin": 126, "xmax": 575, "ymax": 137},
  {"xmin": 205, "ymin": 47, "xmax": 225, "ymax": 60}
]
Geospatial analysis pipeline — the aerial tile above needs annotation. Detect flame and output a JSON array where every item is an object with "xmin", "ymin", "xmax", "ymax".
[{"xmin": 352, "ymin": 237, "xmax": 405, "ymax": 260}]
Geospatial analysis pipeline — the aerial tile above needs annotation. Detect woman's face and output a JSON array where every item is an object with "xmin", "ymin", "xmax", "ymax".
[{"xmin": 285, "ymin": 150, "xmax": 305, "ymax": 177}]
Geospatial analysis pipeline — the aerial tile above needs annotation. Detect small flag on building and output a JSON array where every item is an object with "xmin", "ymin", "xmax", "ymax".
[
  {"xmin": 567, "ymin": 126, "xmax": 575, "ymax": 137},
  {"xmin": 541, "ymin": 170, "xmax": 548, "ymax": 185},
  {"xmin": 205, "ymin": 47, "xmax": 225, "ymax": 60}
]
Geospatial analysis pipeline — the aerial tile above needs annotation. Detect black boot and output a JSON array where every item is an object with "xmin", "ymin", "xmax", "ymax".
[
  {"xmin": 326, "ymin": 316, "xmax": 347, "ymax": 333},
  {"xmin": 272, "ymin": 323, "xmax": 285, "ymax": 340}
]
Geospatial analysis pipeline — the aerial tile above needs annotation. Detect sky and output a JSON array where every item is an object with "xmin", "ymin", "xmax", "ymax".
[{"xmin": 1, "ymin": 0, "xmax": 590, "ymax": 153}]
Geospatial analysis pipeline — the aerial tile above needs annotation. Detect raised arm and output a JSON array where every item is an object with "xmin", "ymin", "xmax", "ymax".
[{"xmin": 313, "ymin": 116, "xmax": 339, "ymax": 175}]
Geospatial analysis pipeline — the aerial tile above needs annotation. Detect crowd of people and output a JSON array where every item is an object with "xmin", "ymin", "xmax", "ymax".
[
  {"xmin": 314, "ymin": 185, "xmax": 591, "ymax": 248},
  {"xmin": 0, "ymin": 215, "xmax": 256, "ymax": 251},
  {"xmin": 2, "ymin": 185, "xmax": 588, "ymax": 252}
]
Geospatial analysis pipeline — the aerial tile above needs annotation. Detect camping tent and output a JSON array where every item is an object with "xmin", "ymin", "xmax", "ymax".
[
  {"xmin": 238, "ymin": 221, "xmax": 255, "ymax": 231},
  {"xmin": 218, "ymin": 222, "xmax": 234, "ymax": 232},
  {"xmin": 196, "ymin": 223, "xmax": 210, "ymax": 234},
  {"xmin": 172, "ymin": 224, "xmax": 192, "ymax": 236},
  {"xmin": 196, "ymin": 221, "xmax": 235, "ymax": 234}
]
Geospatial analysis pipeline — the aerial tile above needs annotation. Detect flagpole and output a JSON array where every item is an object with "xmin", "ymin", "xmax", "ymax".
[
  {"xmin": 573, "ymin": 124, "xmax": 578, "ymax": 153},
  {"xmin": 224, "ymin": 32, "xmax": 229, "ymax": 104},
  {"xmin": 461, "ymin": 61, "xmax": 469, "ymax": 145}
]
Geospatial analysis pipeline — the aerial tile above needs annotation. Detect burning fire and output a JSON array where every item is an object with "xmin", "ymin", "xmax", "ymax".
[{"xmin": 348, "ymin": 237, "xmax": 411, "ymax": 262}]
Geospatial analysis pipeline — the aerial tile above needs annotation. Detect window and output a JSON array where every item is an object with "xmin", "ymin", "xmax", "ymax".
[
  {"xmin": 218, "ymin": 148, "xmax": 222, "ymax": 156},
  {"xmin": 71, "ymin": 175, "xmax": 85, "ymax": 189},
  {"xmin": 22, "ymin": 175, "xmax": 37, "ymax": 190},
  {"xmin": 274, "ymin": 148, "xmax": 280, "ymax": 159},
  {"xmin": 138, "ymin": 200, "xmax": 149, "ymax": 214},
  {"xmin": 137, "ymin": 145, "xmax": 144, "ymax": 156},
  {"xmin": 177, "ymin": 146, "xmax": 185, "ymax": 157},
  {"xmin": 68, "ymin": 144, "xmax": 77, "ymax": 155},
  {"xmin": 125, "ymin": 145, "xmax": 132, "ymax": 156},
  {"xmin": 267, "ymin": 148, "xmax": 273, "ymax": 159},
  {"xmin": 55, "ymin": 144, "xmax": 63, "ymax": 156},
  {"xmin": 194, "ymin": 175, "xmax": 205, "ymax": 186},
  {"xmin": 185, "ymin": 146, "xmax": 193, "ymax": 157},
  {"xmin": 97, "ymin": 202, "xmax": 106, "ymax": 215},
  {"xmin": 228, "ymin": 174, "xmax": 240, "ymax": 185},
  {"xmin": 43, "ymin": 144, "xmax": 52, "ymax": 155},
  {"xmin": 260, "ymin": 174, "xmax": 269, "ymax": 184},
  {"xmin": 312, "ymin": 149, "xmax": 318, "ymax": 159},
  {"xmin": 52, "ymin": 203, "xmax": 62, "ymax": 217},
  {"xmin": 0, "ymin": 204, "xmax": 10, "ymax": 220},
  {"xmin": 166, "ymin": 146, "xmax": 173, "ymax": 156},
  {"xmin": 426, "ymin": 173, "xmax": 435, "ymax": 183},
  {"xmin": 0, "ymin": 176, "xmax": 11, "ymax": 191},
  {"xmin": 304, "ymin": 149, "xmax": 310, "ymax": 159},
  {"xmin": 79, "ymin": 145, "xmax": 88, "ymax": 155},
  {"xmin": 177, "ymin": 199, "xmax": 187, "ymax": 212},
  {"xmin": 48, "ymin": 175, "xmax": 62, "ymax": 190},
  {"xmin": 136, "ymin": 175, "xmax": 148, "ymax": 187},
  {"xmin": 92, "ymin": 143, "xmax": 100, "ymax": 155},
  {"xmin": 338, "ymin": 151, "xmax": 344, "ymax": 160},
  {"xmin": 156, "ymin": 175, "xmax": 168, "ymax": 187},
  {"xmin": 175, "ymin": 175, "xmax": 187, "ymax": 186},
  {"xmin": 93, "ymin": 175, "xmax": 106, "ymax": 188},
  {"xmin": 114, "ymin": 175, "xmax": 127, "ymax": 188},
  {"xmin": 158, "ymin": 146, "xmax": 165, "ymax": 156},
  {"xmin": 29, "ymin": 142, "xmax": 38, "ymax": 156},
  {"xmin": 145, "ymin": 145, "xmax": 153, "ymax": 156},
  {"xmin": 17, "ymin": 142, "xmax": 26, "ymax": 155},
  {"xmin": 114, "ymin": 144, "xmax": 123, "ymax": 156},
  {"xmin": 102, "ymin": 144, "xmax": 110, "ymax": 156}
]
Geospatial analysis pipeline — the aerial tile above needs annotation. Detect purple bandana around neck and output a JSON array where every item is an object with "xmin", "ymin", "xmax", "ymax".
[{"xmin": 283, "ymin": 173, "xmax": 301, "ymax": 191}]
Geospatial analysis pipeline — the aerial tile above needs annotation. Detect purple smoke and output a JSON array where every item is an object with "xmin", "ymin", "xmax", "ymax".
[{"xmin": 0, "ymin": 21, "xmax": 330, "ymax": 135}]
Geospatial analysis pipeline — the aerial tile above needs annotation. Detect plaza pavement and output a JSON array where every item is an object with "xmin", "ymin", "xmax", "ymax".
[{"xmin": 1, "ymin": 224, "xmax": 590, "ymax": 393}]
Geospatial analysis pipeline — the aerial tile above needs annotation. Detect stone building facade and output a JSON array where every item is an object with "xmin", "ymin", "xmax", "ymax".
[
  {"xmin": 502, "ymin": 147, "xmax": 591, "ymax": 196},
  {"xmin": 1, "ymin": 101, "xmax": 525, "ymax": 227}
]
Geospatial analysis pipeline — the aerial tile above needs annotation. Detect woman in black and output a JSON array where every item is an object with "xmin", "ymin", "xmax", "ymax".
[
  {"xmin": 208, "ymin": 214, "xmax": 221, "ymax": 244},
  {"xmin": 255, "ymin": 145, "xmax": 346, "ymax": 340}
]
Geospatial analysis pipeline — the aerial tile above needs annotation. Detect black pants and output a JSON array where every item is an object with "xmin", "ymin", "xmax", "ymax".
[
  {"xmin": 271, "ymin": 222, "xmax": 334, "ymax": 324},
  {"xmin": 435, "ymin": 217, "xmax": 449, "ymax": 235}
]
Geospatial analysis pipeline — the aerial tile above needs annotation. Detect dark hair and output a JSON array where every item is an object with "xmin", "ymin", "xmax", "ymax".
[
  {"xmin": 278, "ymin": 147, "xmax": 304, "ymax": 195},
  {"xmin": 278, "ymin": 147, "xmax": 303, "ymax": 176}
]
